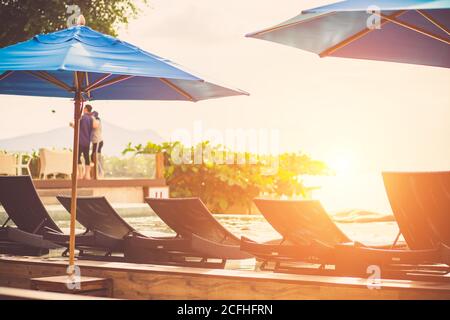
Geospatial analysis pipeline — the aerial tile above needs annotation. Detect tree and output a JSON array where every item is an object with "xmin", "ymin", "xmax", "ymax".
[
  {"xmin": 0, "ymin": 0, "xmax": 148, "ymax": 48},
  {"xmin": 123, "ymin": 141, "xmax": 330, "ymax": 213}
]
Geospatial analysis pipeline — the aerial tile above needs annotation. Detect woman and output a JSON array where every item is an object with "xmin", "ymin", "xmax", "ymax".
[{"xmin": 91, "ymin": 111, "xmax": 104, "ymax": 178}]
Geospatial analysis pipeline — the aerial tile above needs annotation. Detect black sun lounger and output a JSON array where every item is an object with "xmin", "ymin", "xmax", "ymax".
[
  {"xmin": 0, "ymin": 176, "xmax": 63, "ymax": 255},
  {"xmin": 0, "ymin": 176, "xmax": 123, "ymax": 257},
  {"xmin": 0, "ymin": 222, "xmax": 59, "ymax": 256},
  {"xmin": 145, "ymin": 198, "xmax": 253, "ymax": 261},
  {"xmin": 58, "ymin": 196, "xmax": 243, "ymax": 268},
  {"xmin": 241, "ymin": 198, "xmax": 449, "ymax": 281}
]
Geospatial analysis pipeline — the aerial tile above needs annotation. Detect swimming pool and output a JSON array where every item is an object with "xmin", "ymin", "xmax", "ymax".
[{"xmin": 54, "ymin": 208, "xmax": 402, "ymax": 246}]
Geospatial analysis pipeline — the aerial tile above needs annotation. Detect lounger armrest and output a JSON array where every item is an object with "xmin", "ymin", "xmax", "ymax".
[
  {"xmin": 43, "ymin": 226, "xmax": 62, "ymax": 234},
  {"xmin": 7, "ymin": 227, "xmax": 61, "ymax": 250},
  {"xmin": 125, "ymin": 234, "xmax": 192, "ymax": 252},
  {"xmin": 44, "ymin": 229, "xmax": 123, "ymax": 251},
  {"xmin": 335, "ymin": 243, "xmax": 444, "ymax": 265},
  {"xmin": 441, "ymin": 243, "xmax": 450, "ymax": 266},
  {"xmin": 43, "ymin": 230, "xmax": 68, "ymax": 244},
  {"xmin": 89, "ymin": 230, "xmax": 123, "ymax": 250},
  {"xmin": 241, "ymin": 236, "xmax": 256, "ymax": 244},
  {"xmin": 240, "ymin": 236, "xmax": 333, "ymax": 262},
  {"xmin": 338, "ymin": 241, "xmax": 407, "ymax": 250},
  {"xmin": 192, "ymin": 234, "xmax": 253, "ymax": 260}
]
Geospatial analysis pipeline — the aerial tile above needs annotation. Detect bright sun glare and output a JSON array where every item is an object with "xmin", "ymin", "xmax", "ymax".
[{"xmin": 328, "ymin": 153, "xmax": 355, "ymax": 176}]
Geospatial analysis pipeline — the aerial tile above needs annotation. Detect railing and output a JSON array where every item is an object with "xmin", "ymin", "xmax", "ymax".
[
  {"xmin": 0, "ymin": 152, "xmax": 31, "ymax": 176},
  {"xmin": 1, "ymin": 150, "xmax": 165, "ymax": 181}
]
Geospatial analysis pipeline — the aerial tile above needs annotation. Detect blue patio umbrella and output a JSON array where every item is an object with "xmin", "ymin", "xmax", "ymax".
[
  {"xmin": 247, "ymin": 0, "xmax": 450, "ymax": 68},
  {"xmin": 0, "ymin": 18, "xmax": 248, "ymax": 272}
]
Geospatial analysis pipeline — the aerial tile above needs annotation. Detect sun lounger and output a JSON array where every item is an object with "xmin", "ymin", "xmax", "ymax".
[
  {"xmin": 382, "ymin": 171, "xmax": 450, "ymax": 278},
  {"xmin": 383, "ymin": 171, "xmax": 450, "ymax": 250},
  {"xmin": 241, "ymin": 198, "xmax": 449, "ymax": 281},
  {"xmin": 0, "ymin": 176, "xmax": 124, "ymax": 257},
  {"xmin": 0, "ymin": 224, "xmax": 59, "ymax": 256},
  {"xmin": 145, "ymin": 198, "xmax": 253, "ymax": 260},
  {"xmin": 0, "ymin": 176, "xmax": 64, "ymax": 255},
  {"xmin": 57, "ymin": 196, "xmax": 136, "ymax": 242},
  {"xmin": 58, "ymin": 196, "xmax": 243, "ymax": 267}
]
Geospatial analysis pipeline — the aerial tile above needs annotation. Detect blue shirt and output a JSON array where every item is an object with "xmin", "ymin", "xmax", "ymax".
[{"xmin": 79, "ymin": 114, "xmax": 93, "ymax": 147}]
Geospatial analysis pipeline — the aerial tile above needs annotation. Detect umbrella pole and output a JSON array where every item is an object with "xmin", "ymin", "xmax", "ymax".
[{"xmin": 68, "ymin": 91, "xmax": 83, "ymax": 274}]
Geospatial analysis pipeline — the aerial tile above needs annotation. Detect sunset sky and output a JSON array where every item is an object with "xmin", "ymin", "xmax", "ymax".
[{"xmin": 1, "ymin": 0, "xmax": 449, "ymax": 213}]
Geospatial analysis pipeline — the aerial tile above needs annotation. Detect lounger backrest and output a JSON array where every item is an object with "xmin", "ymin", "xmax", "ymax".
[
  {"xmin": 383, "ymin": 171, "xmax": 450, "ymax": 250},
  {"xmin": 146, "ymin": 198, "xmax": 240, "ymax": 245},
  {"xmin": 0, "ymin": 176, "xmax": 61, "ymax": 234},
  {"xmin": 57, "ymin": 196, "xmax": 135, "ymax": 239},
  {"xmin": 254, "ymin": 199, "xmax": 350, "ymax": 246}
]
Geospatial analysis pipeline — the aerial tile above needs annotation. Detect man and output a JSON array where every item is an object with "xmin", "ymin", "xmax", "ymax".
[{"xmin": 71, "ymin": 104, "xmax": 94, "ymax": 179}]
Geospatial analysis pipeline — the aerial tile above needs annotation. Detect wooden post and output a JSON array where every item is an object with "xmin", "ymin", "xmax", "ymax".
[
  {"xmin": 155, "ymin": 152, "xmax": 165, "ymax": 179},
  {"xmin": 68, "ymin": 91, "xmax": 82, "ymax": 273}
]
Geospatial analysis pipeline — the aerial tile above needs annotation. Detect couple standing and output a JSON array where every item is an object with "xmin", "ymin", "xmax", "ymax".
[{"xmin": 72, "ymin": 104, "xmax": 104, "ymax": 179}]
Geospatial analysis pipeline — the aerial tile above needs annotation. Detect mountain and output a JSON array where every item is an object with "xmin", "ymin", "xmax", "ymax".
[{"xmin": 0, "ymin": 122, "xmax": 164, "ymax": 155}]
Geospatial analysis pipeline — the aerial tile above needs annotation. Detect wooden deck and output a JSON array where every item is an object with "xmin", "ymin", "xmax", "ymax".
[
  {"xmin": 0, "ymin": 286, "xmax": 116, "ymax": 300},
  {"xmin": 1, "ymin": 255, "xmax": 449, "ymax": 300}
]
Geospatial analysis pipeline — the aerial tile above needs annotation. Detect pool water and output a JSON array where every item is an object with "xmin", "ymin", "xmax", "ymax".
[{"xmin": 58, "ymin": 212, "xmax": 402, "ymax": 246}]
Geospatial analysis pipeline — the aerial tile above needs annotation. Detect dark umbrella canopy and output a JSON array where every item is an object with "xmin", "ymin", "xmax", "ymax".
[
  {"xmin": 0, "ymin": 21, "xmax": 248, "ymax": 272},
  {"xmin": 247, "ymin": 0, "xmax": 450, "ymax": 68}
]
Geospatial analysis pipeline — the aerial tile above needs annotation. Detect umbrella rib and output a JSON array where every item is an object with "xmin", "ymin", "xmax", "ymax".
[
  {"xmin": 378, "ymin": 13, "xmax": 449, "ymax": 45},
  {"xmin": 0, "ymin": 71, "xmax": 13, "ymax": 81},
  {"xmin": 159, "ymin": 78, "xmax": 195, "ymax": 102},
  {"xmin": 249, "ymin": 12, "xmax": 335, "ymax": 37},
  {"xmin": 320, "ymin": 10, "xmax": 406, "ymax": 58},
  {"xmin": 85, "ymin": 73, "xmax": 91, "ymax": 99},
  {"xmin": 87, "ymin": 74, "xmax": 134, "ymax": 92},
  {"xmin": 25, "ymin": 71, "xmax": 73, "ymax": 92},
  {"xmin": 38, "ymin": 71, "xmax": 73, "ymax": 91},
  {"xmin": 84, "ymin": 73, "xmax": 112, "ymax": 92},
  {"xmin": 415, "ymin": 10, "xmax": 449, "ymax": 36}
]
